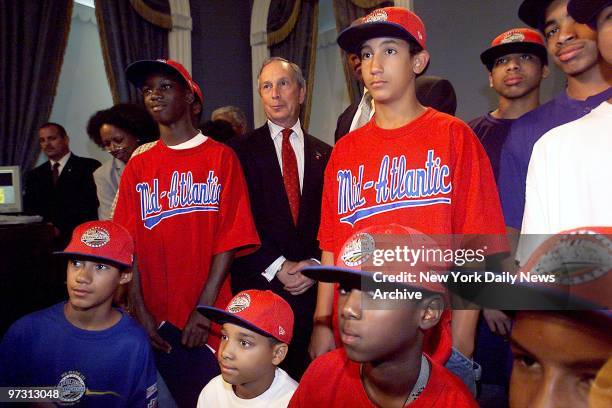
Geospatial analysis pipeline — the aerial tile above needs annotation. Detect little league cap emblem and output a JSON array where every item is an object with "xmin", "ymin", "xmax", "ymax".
[
  {"xmin": 341, "ymin": 232, "xmax": 376, "ymax": 267},
  {"xmin": 501, "ymin": 31, "xmax": 525, "ymax": 44},
  {"xmin": 364, "ymin": 9, "xmax": 388, "ymax": 23},
  {"xmin": 227, "ymin": 293, "xmax": 251, "ymax": 313},
  {"xmin": 80, "ymin": 227, "xmax": 110, "ymax": 248}
]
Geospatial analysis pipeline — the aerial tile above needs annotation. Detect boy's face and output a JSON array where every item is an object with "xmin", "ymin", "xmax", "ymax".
[
  {"xmin": 543, "ymin": 0, "xmax": 600, "ymax": 77},
  {"xmin": 509, "ymin": 312, "xmax": 612, "ymax": 408},
  {"xmin": 360, "ymin": 37, "xmax": 429, "ymax": 106},
  {"xmin": 489, "ymin": 53, "xmax": 548, "ymax": 99},
  {"xmin": 596, "ymin": 5, "xmax": 612, "ymax": 64},
  {"xmin": 218, "ymin": 323, "xmax": 285, "ymax": 387},
  {"xmin": 66, "ymin": 259, "xmax": 131, "ymax": 312},
  {"xmin": 141, "ymin": 72, "xmax": 193, "ymax": 127},
  {"xmin": 337, "ymin": 286, "xmax": 435, "ymax": 363}
]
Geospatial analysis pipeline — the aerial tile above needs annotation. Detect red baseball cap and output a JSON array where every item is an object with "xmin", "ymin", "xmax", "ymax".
[
  {"xmin": 302, "ymin": 224, "xmax": 448, "ymax": 295},
  {"xmin": 197, "ymin": 290, "xmax": 294, "ymax": 344},
  {"xmin": 125, "ymin": 59, "xmax": 204, "ymax": 103},
  {"xmin": 568, "ymin": 0, "xmax": 612, "ymax": 28},
  {"xmin": 337, "ymin": 7, "xmax": 426, "ymax": 54},
  {"xmin": 480, "ymin": 28, "xmax": 548, "ymax": 71},
  {"xmin": 55, "ymin": 220, "xmax": 134, "ymax": 268}
]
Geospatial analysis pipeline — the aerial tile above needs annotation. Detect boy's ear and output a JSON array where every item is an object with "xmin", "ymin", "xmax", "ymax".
[
  {"xmin": 419, "ymin": 295, "xmax": 443, "ymax": 331},
  {"xmin": 412, "ymin": 50, "xmax": 430, "ymax": 75},
  {"xmin": 119, "ymin": 269, "xmax": 133, "ymax": 285},
  {"xmin": 185, "ymin": 92, "xmax": 195, "ymax": 104},
  {"xmin": 271, "ymin": 343, "xmax": 289, "ymax": 366}
]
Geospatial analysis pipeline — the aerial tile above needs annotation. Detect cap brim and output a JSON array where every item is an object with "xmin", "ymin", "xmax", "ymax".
[
  {"xmin": 53, "ymin": 251, "xmax": 132, "ymax": 269},
  {"xmin": 196, "ymin": 305, "xmax": 277, "ymax": 340},
  {"xmin": 302, "ymin": 265, "xmax": 436, "ymax": 294},
  {"xmin": 480, "ymin": 43, "xmax": 548, "ymax": 69},
  {"xmin": 125, "ymin": 60, "xmax": 187, "ymax": 89},
  {"xmin": 337, "ymin": 22, "xmax": 420, "ymax": 54},
  {"xmin": 518, "ymin": 0, "xmax": 553, "ymax": 29}
]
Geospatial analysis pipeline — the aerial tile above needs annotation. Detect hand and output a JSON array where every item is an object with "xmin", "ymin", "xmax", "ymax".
[
  {"xmin": 483, "ymin": 309, "xmax": 512, "ymax": 337},
  {"xmin": 309, "ymin": 322, "xmax": 336, "ymax": 360},
  {"xmin": 181, "ymin": 310, "xmax": 211, "ymax": 348},
  {"xmin": 133, "ymin": 305, "xmax": 171, "ymax": 353},
  {"xmin": 277, "ymin": 260, "xmax": 316, "ymax": 295}
]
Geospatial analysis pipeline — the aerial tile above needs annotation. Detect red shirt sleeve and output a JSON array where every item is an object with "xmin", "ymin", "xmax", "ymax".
[
  {"xmin": 317, "ymin": 149, "xmax": 337, "ymax": 253},
  {"xmin": 449, "ymin": 121, "xmax": 508, "ymax": 255},
  {"xmin": 212, "ymin": 148, "xmax": 260, "ymax": 257}
]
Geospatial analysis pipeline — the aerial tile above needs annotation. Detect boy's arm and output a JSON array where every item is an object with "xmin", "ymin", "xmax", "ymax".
[
  {"xmin": 308, "ymin": 250, "xmax": 337, "ymax": 359},
  {"xmin": 129, "ymin": 257, "xmax": 171, "ymax": 353},
  {"xmin": 182, "ymin": 249, "xmax": 236, "ymax": 348}
]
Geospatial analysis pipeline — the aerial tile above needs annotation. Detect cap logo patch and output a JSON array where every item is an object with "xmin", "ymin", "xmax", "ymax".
[
  {"xmin": 81, "ymin": 227, "xmax": 110, "ymax": 248},
  {"xmin": 342, "ymin": 232, "xmax": 376, "ymax": 267},
  {"xmin": 533, "ymin": 230, "xmax": 612, "ymax": 285},
  {"xmin": 501, "ymin": 32, "xmax": 525, "ymax": 44},
  {"xmin": 227, "ymin": 293, "xmax": 251, "ymax": 313},
  {"xmin": 278, "ymin": 326, "xmax": 286, "ymax": 336},
  {"xmin": 364, "ymin": 9, "xmax": 388, "ymax": 24}
]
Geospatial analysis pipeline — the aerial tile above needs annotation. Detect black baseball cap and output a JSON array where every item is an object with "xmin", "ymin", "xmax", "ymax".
[
  {"xmin": 518, "ymin": 0, "xmax": 555, "ymax": 29},
  {"xmin": 568, "ymin": 0, "xmax": 612, "ymax": 27}
]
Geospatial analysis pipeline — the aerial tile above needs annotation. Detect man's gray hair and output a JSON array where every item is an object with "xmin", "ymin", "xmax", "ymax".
[
  {"xmin": 258, "ymin": 57, "xmax": 306, "ymax": 90},
  {"xmin": 211, "ymin": 106, "xmax": 248, "ymax": 132}
]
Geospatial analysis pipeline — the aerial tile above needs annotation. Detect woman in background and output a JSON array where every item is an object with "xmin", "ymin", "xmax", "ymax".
[{"xmin": 87, "ymin": 104, "xmax": 158, "ymax": 219}]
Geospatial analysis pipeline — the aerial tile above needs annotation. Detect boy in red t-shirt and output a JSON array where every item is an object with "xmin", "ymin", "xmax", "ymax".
[
  {"xmin": 292, "ymin": 225, "xmax": 477, "ymax": 407},
  {"xmin": 309, "ymin": 6, "xmax": 507, "ymax": 394}
]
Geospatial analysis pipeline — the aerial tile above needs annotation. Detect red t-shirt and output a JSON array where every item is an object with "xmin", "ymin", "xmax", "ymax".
[
  {"xmin": 289, "ymin": 348, "xmax": 478, "ymax": 407},
  {"xmin": 319, "ymin": 108, "xmax": 507, "ymax": 256},
  {"xmin": 113, "ymin": 138, "xmax": 259, "ymax": 347},
  {"xmin": 318, "ymin": 109, "xmax": 507, "ymax": 362}
]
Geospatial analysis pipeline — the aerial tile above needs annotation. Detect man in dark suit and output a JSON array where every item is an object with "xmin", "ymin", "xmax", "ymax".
[
  {"xmin": 24, "ymin": 122, "xmax": 100, "ymax": 249},
  {"xmin": 230, "ymin": 57, "xmax": 331, "ymax": 381}
]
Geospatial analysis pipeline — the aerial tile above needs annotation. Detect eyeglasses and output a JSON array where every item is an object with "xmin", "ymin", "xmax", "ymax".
[{"xmin": 102, "ymin": 140, "xmax": 126, "ymax": 152}]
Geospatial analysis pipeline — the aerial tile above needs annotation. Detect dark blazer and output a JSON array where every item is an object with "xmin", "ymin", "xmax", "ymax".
[
  {"xmin": 334, "ymin": 76, "xmax": 457, "ymax": 142},
  {"xmin": 334, "ymin": 102, "xmax": 359, "ymax": 142},
  {"xmin": 24, "ymin": 153, "xmax": 100, "ymax": 248},
  {"xmin": 229, "ymin": 124, "xmax": 331, "ymax": 379}
]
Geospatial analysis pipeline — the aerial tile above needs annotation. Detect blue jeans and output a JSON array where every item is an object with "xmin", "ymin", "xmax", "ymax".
[{"xmin": 445, "ymin": 347, "xmax": 482, "ymax": 396}]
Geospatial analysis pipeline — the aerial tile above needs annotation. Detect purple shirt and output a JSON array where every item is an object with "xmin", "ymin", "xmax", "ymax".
[
  {"xmin": 497, "ymin": 87, "xmax": 612, "ymax": 229},
  {"xmin": 469, "ymin": 113, "xmax": 514, "ymax": 184}
]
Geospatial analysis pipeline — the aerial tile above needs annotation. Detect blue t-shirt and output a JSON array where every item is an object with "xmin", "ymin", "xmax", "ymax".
[
  {"xmin": 497, "ymin": 87, "xmax": 612, "ymax": 229},
  {"xmin": 0, "ymin": 302, "xmax": 157, "ymax": 407},
  {"xmin": 469, "ymin": 113, "xmax": 515, "ymax": 185}
]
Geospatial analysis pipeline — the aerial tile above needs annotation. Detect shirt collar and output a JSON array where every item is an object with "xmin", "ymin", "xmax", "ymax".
[
  {"xmin": 51, "ymin": 151, "xmax": 71, "ymax": 168},
  {"xmin": 167, "ymin": 131, "xmax": 208, "ymax": 150},
  {"xmin": 267, "ymin": 119, "xmax": 303, "ymax": 141}
]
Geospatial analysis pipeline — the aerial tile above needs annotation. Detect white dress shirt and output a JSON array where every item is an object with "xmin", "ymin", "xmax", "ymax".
[
  {"xmin": 50, "ymin": 152, "xmax": 71, "ymax": 177},
  {"xmin": 349, "ymin": 89, "xmax": 375, "ymax": 133}
]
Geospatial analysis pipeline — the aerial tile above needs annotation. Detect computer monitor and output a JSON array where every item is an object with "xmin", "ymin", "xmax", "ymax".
[{"xmin": 0, "ymin": 166, "xmax": 23, "ymax": 214}]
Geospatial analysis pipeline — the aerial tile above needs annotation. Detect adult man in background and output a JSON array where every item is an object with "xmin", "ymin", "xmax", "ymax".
[
  {"xmin": 24, "ymin": 122, "xmax": 100, "ymax": 249},
  {"xmin": 230, "ymin": 57, "xmax": 331, "ymax": 380}
]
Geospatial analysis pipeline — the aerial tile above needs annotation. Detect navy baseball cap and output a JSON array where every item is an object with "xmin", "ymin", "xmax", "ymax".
[
  {"xmin": 337, "ymin": 7, "xmax": 426, "ymax": 54},
  {"xmin": 568, "ymin": 0, "xmax": 612, "ymax": 27},
  {"xmin": 519, "ymin": 0, "xmax": 555, "ymax": 29}
]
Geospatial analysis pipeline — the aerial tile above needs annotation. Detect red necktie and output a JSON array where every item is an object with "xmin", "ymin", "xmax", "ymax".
[
  {"xmin": 281, "ymin": 128, "xmax": 300, "ymax": 225},
  {"xmin": 52, "ymin": 162, "xmax": 60, "ymax": 185}
]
